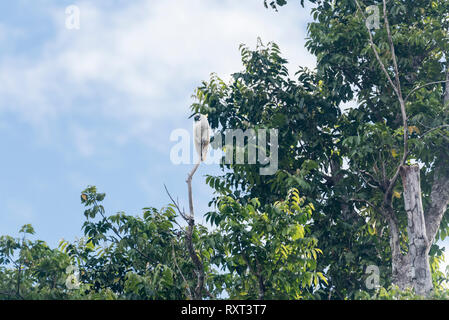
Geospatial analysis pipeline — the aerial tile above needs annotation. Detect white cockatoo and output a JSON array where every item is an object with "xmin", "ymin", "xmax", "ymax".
[{"xmin": 193, "ymin": 114, "xmax": 210, "ymax": 162}]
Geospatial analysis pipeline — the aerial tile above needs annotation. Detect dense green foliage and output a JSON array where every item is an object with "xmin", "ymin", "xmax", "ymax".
[
  {"xmin": 2, "ymin": 0, "xmax": 449, "ymax": 300},
  {"xmin": 193, "ymin": 40, "xmax": 392, "ymax": 298},
  {"xmin": 0, "ymin": 186, "xmax": 324, "ymax": 299},
  {"xmin": 191, "ymin": 0, "xmax": 449, "ymax": 298}
]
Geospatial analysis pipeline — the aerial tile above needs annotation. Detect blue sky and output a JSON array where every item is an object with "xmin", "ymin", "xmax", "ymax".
[{"xmin": 0, "ymin": 0, "xmax": 314, "ymax": 247}]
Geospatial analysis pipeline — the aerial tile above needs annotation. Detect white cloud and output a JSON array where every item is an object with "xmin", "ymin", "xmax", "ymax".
[{"xmin": 0, "ymin": 0, "xmax": 315, "ymax": 147}]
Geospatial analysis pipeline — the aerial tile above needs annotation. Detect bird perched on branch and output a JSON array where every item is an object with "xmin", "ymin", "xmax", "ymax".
[{"xmin": 193, "ymin": 114, "xmax": 210, "ymax": 162}]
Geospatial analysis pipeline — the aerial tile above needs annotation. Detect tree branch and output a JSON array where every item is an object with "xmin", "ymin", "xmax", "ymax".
[
  {"xmin": 422, "ymin": 125, "xmax": 449, "ymax": 137},
  {"xmin": 383, "ymin": 0, "xmax": 402, "ymax": 97},
  {"xmin": 354, "ymin": 0, "xmax": 399, "ymax": 97},
  {"xmin": 165, "ymin": 161, "xmax": 205, "ymax": 300},
  {"xmin": 404, "ymin": 80, "xmax": 449, "ymax": 103}
]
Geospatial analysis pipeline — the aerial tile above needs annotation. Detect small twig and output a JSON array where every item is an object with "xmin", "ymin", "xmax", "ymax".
[
  {"xmin": 360, "ymin": 174, "xmax": 379, "ymax": 189},
  {"xmin": 164, "ymin": 185, "xmax": 189, "ymax": 221},
  {"xmin": 359, "ymin": 169, "xmax": 381, "ymax": 189},
  {"xmin": 422, "ymin": 124, "xmax": 449, "ymax": 137},
  {"xmin": 404, "ymin": 80, "xmax": 449, "ymax": 103}
]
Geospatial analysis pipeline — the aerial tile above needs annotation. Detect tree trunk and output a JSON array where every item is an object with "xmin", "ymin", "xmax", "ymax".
[
  {"xmin": 396, "ymin": 165, "xmax": 433, "ymax": 296},
  {"xmin": 387, "ymin": 213, "xmax": 411, "ymax": 291}
]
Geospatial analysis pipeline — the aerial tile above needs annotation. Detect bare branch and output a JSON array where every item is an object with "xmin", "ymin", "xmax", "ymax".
[
  {"xmin": 164, "ymin": 184, "xmax": 189, "ymax": 221},
  {"xmin": 186, "ymin": 162, "xmax": 201, "ymax": 219},
  {"xmin": 185, "ymin": 162, "xmax": 205, "ymax": 300},
  {"xmin": 383, "ymin": 0, "xmax": 402, "ymax": 98},
  {"xmin": 165, "ymin": 160, "xmax": 205, "ymax": 300}
]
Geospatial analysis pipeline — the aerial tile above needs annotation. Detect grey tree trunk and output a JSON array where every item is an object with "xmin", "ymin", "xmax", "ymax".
[
  {"xmin": 398, "ymin": 165, "xmax": 433, "ymax": 296},
  {"xmin": 390, "ymin": 159, "xmax": 449, "ymax": 296},
  {"xmin": 387, "ymin": 213, "xmax": 411, "ymax": 291}
]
